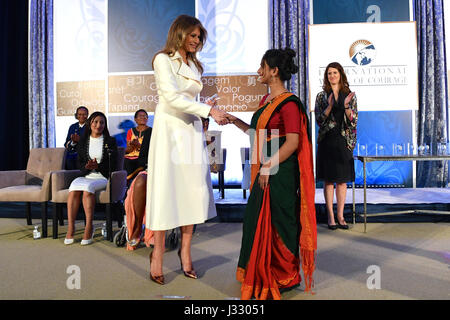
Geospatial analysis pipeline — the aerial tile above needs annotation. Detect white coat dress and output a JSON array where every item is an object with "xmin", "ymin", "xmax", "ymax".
[{"xmin": 145, "ymin": 51, "xmax": 217, "ymax": 231}]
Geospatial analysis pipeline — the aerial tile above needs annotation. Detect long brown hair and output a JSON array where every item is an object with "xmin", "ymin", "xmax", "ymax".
[
  {"xmin": 322, "ymin": 62, "xmax": 350, "ymax": 94},
  {"xmin": 152, "ymin": 15, "xmax": 207, "ymax": 74}
]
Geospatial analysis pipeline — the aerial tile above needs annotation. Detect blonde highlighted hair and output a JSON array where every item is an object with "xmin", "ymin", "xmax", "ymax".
[{"xmin": 152, "ymin": 15, "xmax": 207, "ymax": 74}]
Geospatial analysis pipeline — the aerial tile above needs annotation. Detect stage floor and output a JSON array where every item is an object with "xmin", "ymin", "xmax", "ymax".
[{"xmin": 0, "ymin": 218, "xmax": 448, "ymax": 300}]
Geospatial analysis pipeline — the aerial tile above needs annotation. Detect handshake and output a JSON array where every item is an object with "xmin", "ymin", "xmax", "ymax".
[
  {"xmin": 208, "ymin": 108, "xmax": 236, "ymax": 126},
  {"xmin": 206, "ymin": 94, "xmax": 236, "ymax": 126}
]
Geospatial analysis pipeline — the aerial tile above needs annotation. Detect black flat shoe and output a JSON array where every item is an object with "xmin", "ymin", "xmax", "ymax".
[
  {"xmin": 337, "ymin": 221, "xmax": 349, "ymax": 230},
  {"xmin": 328, "ymin": 224, "xmax": 338, "ymax": 230}
]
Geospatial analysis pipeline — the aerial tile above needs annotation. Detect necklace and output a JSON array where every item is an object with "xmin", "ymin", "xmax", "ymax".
[{"xmin": 266, "ymin": 91, "xmax": 289, "ymax": 105}]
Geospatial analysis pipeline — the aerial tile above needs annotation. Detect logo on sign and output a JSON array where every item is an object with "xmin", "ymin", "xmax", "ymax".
[{"xmin": 349, "ymin": 39, "xmax": 376, "ymax": 66}]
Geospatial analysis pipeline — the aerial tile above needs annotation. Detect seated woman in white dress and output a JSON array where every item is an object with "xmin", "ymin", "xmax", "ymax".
[{"xmin": 64, "ymin": 111, "xmax": 118, "ymax": 245}]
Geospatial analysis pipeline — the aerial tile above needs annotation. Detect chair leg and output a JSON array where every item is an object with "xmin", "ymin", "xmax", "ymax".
[
  {"xmin": 41, "ymin": 202, "xmax": 48, "ymax": 238},
  {"xmin": 58, "ymin": 206, "xmax": 64, "ymax": 226},
  {"xmin": 105, "ymin": 203, "xmax": 113, "ymax": 242},
  {"xmin": 243, "ymin": 189, "xmax": 247, "ymax": 199},
  {"xmin": 26, "ymin": 203, "xmax": 32, "ymax": 225},
  {"xmin": 52, "ymin": 203, "xmax": 58, "ymax": 239},
  {"xmin": 219, "ymin": 171, "xmax": 225, "ymax": 199},
  {"xmin": 115, "ymin": 202, "xmax": 124, "ymax": 228}
]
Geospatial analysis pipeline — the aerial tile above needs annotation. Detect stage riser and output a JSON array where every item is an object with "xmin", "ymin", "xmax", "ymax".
[{"xmin": 2, "ymin": 202, "xmax": 449, "ymax": 224}]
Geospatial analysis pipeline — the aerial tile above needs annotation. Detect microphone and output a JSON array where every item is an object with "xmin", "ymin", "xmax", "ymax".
[
  {"xmin": 105, "ymin": 143, "xmax": 112, "ymax": 155},
  {"xmin": 105, "ymin": 142, "xmax": 112, "ymax": 241}
]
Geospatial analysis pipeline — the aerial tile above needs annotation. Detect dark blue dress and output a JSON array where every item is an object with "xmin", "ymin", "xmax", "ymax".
[{"xmin": 64, "ymin": 122, "xmax": 86, "ymax": 169}]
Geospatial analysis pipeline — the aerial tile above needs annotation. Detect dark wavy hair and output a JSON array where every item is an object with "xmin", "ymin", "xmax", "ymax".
[
  {"xmin": 81, "ymin": 111, "xmax": 111, "ymax": 141},
  {"xmin": 322, "ymin": 62, "xmax": 350, "ymax": 95},
  {"xmin": 262, "ymin": 48, "xmax": 299, "ymax": 81}
]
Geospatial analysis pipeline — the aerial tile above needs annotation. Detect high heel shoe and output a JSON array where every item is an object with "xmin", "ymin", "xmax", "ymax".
[
  {"xmin": 64, "ymin": 229, "xmax": 75, "ymax": 245},
  {"xmin": 327, "ymin": 224, "xmax": 338, "ymax": 230},
  {"xmin": 177, "ymin": 249, "xmax": 198, "ymax": 279},
  {"xmin": 149, "ymin": 252, "xmax": 165, "ymax": 285},
  {"xmin": 128, "ymin": 239, "xmax": 140, "ymax": 248},
  {"xmin": 81, "ymin": 226, "xmax": 95, "ymax": 246},
  {"xmin": 64, "ymin": 238, "xmax": 74, "ymax": 245},
  {"xmin": 337, "ymin": 220, "xmax": 349, "ymax": 230}
]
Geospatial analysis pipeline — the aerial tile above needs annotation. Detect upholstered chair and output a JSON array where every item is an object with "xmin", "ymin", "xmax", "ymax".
[{"xmin": 0, "ymin": 148, "xmax": 67, "ymax": 237}]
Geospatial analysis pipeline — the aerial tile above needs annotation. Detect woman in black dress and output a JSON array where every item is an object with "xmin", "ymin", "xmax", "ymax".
[{"xmin": 315, "ymin": 62, "xmax": 358, "ymax": 230}]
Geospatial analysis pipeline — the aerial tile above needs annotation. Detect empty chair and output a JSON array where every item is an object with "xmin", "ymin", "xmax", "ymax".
[{"xmin": 0, "ymin": 148, "xmax": 66, "ymax": 237}]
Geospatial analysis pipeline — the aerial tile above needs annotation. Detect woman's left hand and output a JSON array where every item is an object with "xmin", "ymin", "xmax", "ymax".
[
  {"xmin": 258, "ymin": 165, "xmax": 270, "ymax": 189},
  {"xmin": 344, "ymin": 92, "xmax": 355, "ymax": 108}
]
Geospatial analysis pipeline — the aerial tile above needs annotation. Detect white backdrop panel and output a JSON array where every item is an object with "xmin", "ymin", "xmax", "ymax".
[
  {"xmin": 54, "ymin": 0, "xmax": 107, "ymax": 82},
  {"xmin": 54, "ymin": 0, "xmax": 107, "ymax": 148},
  {"xmin": 197, "ymin": 0, "xmax": 268, "ymax": 74},
  {"xmin": 309, "ymin": 22, "xmax": 418, "ymax": 111}
]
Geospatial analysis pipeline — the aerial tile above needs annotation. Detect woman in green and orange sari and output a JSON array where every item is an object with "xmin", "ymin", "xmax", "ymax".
[{"xmin": 227, "ymin": 48, "xmax": 317, "ymax": 300}]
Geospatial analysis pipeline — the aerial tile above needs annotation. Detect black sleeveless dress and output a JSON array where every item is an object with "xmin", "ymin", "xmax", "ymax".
[{"xmin": 316, "ymin": 92, "xmax": 355, "ymax": 183}]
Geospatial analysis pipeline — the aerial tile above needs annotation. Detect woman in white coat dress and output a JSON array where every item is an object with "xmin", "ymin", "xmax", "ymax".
[{"xmin": 146, "ymin": 15, "xmax": 229, "ymax": 285}]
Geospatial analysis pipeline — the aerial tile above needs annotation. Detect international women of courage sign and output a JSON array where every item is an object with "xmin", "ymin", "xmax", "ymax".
[{"xmin": 308, "ymin": 22, "xmax": 418, "ymax": 112}]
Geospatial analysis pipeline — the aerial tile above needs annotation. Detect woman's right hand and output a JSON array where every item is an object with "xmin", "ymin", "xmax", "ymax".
[
  {"xmin": 71, "ymin": 133, "xmax": 80, "ymax": 143},
  {"xmin": 205, "ymin": 97, "xmax": 218, "ymax": 107},
  {"xmin": 225, "ymin": 113, "xmax": 237, "ymax": 124},
  {"xmin": 85, "ymin": 159, "xmax": 98, "ymax": 170},
  {"xmin": 209, "ymin": 107, "xmax": 229, "ymax": 125}
]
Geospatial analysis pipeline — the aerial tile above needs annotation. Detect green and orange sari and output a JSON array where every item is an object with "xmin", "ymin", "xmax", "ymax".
[{"xmin": 236, "ymin": 92, "xmax": 317, "ymax": 300}]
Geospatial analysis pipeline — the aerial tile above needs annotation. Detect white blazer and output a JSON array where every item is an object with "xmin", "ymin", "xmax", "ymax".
[{"xmin": 145, "ymin": 51, "xmax": 217, "ymax": 231}]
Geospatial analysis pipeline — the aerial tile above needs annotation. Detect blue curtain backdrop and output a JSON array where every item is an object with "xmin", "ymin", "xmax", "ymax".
[
  {"xmin": 415, "ymin": 0, "xmax": 449, "ymax": 187},
  {"xmin": 269, "ymin": 0, "xmax": 310, "ymax": 109},
  {"xmin": 29, "ymin": 0, "xmax": 55, "ymax": 148}
]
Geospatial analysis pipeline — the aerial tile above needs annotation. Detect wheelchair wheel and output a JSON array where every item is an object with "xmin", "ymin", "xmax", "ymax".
[{"xmin": 113, "ymin": 226, "xmax": 127, "ymax": 247}]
